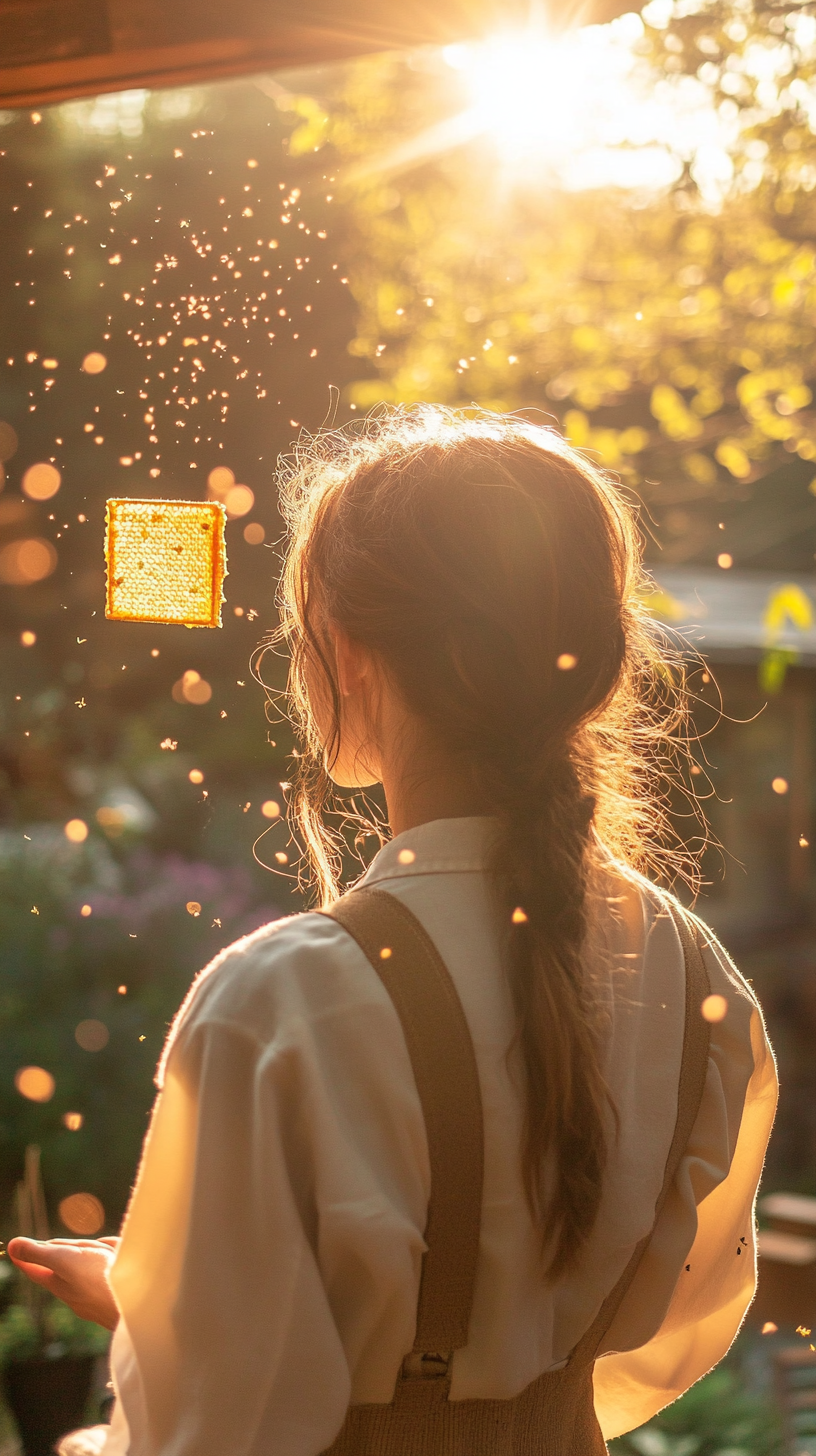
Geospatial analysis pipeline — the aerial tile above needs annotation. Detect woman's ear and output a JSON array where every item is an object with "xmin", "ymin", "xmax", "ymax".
[
  {"xmin": 325, "ymin": 626, "xmax": 383, "ymax": 788},
  {"xmin": 331, "ymin": 626, "xmax": 372, "ymax": 700}
]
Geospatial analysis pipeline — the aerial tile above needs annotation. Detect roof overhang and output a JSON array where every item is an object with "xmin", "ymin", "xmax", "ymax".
[{"xmin": 1, "ymin": 0, "xmax": 640, "ymax": 110}]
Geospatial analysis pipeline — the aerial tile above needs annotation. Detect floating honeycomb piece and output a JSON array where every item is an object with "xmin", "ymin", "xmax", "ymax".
[{"xmin": 105, "ymin": 498, "xmax": 227, "ymax": 628}]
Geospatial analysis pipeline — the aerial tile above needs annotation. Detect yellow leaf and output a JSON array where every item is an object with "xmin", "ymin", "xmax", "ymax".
[
  {"xmin": 670, "ymin": 364, "xmax": 699, "ymax": 388},
  {"xmin": 715, "ymin": 440, "xmax": 751, "ymax": 478},
  {"xmin": 590, "ymin": 429, "xmax": 622, "ymax": 467},
  {"xmin": 650, "ymin": 385, "xmax": 703, "ymax": 439},
  {"xmin": 691, "ymin": 387, "xmax": 724, "ymax": 418},
  {"xmin": 563, "ymin": 409, "xmax": 590, "ymax": 447},
  {"xmin": 790, "ymin": 248, "xmax": 815, "ymax": 280},
  {"xmin": 287, "ymin": 96, "xmax": 329, "ymax": 158},
  {"xmin": 571, "ymin": 325, "xmax": 604, "ymax": 353},
  {"xmin": 772, "ymin": 276, "xmax": 797, "ymax": 307},
  {"xmin": 763, "ymin": 584, "xmax": 814, "ymax": 638},
  {"xmin": 618, "ymin": 427, "xmax": 649, "ymax": 455},
  {"xmin": 650, "ymin": 384, "xmax": 683, "ymax": 420},
  {"xmin": 757, "ymin": 413, "xmax": 794, "ymax": 441},
  {"xmin": 682, "ymin": 452, "xmax": 718, "ymax": 486}
]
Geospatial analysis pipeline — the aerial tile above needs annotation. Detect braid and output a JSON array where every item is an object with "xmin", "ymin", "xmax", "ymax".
[{"xmin": 491, "ymin": 747, "xmax": 608, "ymax": 1274}]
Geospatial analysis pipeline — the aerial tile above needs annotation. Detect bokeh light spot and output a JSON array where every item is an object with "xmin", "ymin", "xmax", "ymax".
[
  {"xmin": 188, "ymin": 769, "xmax": 204, "ymax": 784},
  {"xmin": 82, "ymin": 352, "xmax": 107, "ymax": 374},
  {"xmin": 59, "ymin": 1192, "xmax": 104, "ymax": 1234},
  {"xmin": 96, "ymin": 806, "xmax": 126, "ymax": 835},
  {"xmin": 225, "ymin": 485, "xmax": 254, "ymax": 518},
  {"xmin": 64, "ymin": 818, "xmax": 89, "ymax": 843},
  {"xmin": 0, "ymin": 538, "xmax": 58, "ymax": 585},
  {"xmin": 62, "ymin": 1112, "xmax": 84, "ymax": 1131},
  {"xmin": 701, "ymin": 994, "xmax": 728, "ymax": 1023},
  {"xmin": 75, "ymin": 1019, "xmax": 110, "ymax": 1051},
  {"xmin": 207, "ymin": 466, "xmax": 235, "ymax": 501},
  {"xmin": 186, "ymin": 900, "xmax": 202, "ymax": 916},
  {"xmin": 171, "ymin": 669, "xmax": 213, "ymax": 705},
  {"xmin": 20, "ymin": 630, "xmax": 36, "ymax": 646},
  {"xmin": 0, "ymin": 422, "xmax": 19, "ymax": 461},
  {"xmin": 261, "ymin": 800, "xmax": 280, "ymax": 818},
  {"xmin": 15, "ymin": 1066, "xmax": 55, "ymax": 1102},
  {"xmin": 243, "ymin": 522, "xmax": 265, "ymax": 545},
  {"xmin": 22, "ymin": 463, "xmax": 61, "ymax": 501},
  {"xmin": 772, "ymin": 777, "xmax": 789, "ymax": 795}
]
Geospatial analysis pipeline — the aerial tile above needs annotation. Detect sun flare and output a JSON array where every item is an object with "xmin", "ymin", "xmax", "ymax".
[
  {"xmin": 441, "ymin": 16, "xmax": 727, "ymax": 191},
  {"xmin": 358, "ymin": 14, "xmax": 735, "ymax": 200}
]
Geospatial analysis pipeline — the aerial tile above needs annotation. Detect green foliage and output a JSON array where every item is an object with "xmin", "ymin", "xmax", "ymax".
[
  {"xmin": 758, "ymin": 582, "xmax": 814, "ymax": 690},
  {"xmin": 317, "ymin": 0, "xmax": 816, "ymax": 556},
  {"xmin": 758, "ymin": 644, "xmax": 799, "ymax": 693},
  {"xmin": 609, "ymin": 1365, "xmax": 784, "ymax": 1456},
  {"xmin": 0, "ymin": 821, "xmax": 282, "ymax": 1231},
  {"xmin": 0, "ymin": 1295, "xmax": 109, "ymax": 1366},
  {"xmin": 285, "ymin": 95, "xmax": 331, "ymax": 158}
]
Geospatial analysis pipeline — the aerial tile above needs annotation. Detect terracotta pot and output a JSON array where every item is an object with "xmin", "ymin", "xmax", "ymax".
[{"xmin": 3, "ymin": 1354, "xmax": 95, "ymax": 1456}]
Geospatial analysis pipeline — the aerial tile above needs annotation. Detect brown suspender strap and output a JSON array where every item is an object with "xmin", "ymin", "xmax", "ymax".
[
  {"xmin": 573, "ymin": 897, "xmax": 712, "ymax": 1362},
  {"xmin": 324, "ymin": 887, "xmax": 484, "ymax": 1355},
  {"xmin": 325, "ymin": 887, "xmax": 711, "ymax": 1376}
]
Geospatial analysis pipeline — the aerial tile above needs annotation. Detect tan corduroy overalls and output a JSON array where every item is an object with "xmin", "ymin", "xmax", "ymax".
[{"xmin": 321, "ymin": 888, "xmax": 710, "ymax": 1456}]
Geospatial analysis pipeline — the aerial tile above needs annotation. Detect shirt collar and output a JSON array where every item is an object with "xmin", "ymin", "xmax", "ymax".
[{"xmin": 360, "ymin": 816, "xmax": 499, "ymax": 885}]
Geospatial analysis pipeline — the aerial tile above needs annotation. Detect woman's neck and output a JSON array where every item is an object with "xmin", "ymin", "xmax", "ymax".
[{"xmin": 379, "ymin": 725, "xmax": 483, "ymax": 839}]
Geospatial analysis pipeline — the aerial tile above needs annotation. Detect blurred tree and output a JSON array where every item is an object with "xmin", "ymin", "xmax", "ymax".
[{"xmin": 319, "ymin": 0, "xmax": 816, "ymax": 566}]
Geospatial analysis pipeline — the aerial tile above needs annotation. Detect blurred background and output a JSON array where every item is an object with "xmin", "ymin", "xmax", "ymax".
[{"xmin": 2, "ymin": 1, "xmax": 816, "ymax": 1447}]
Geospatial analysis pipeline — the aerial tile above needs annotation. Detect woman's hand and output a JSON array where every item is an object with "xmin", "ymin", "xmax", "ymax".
[{"xmin": 7, "ymin": 1237, "xmax": 120, "ymax": 1331}]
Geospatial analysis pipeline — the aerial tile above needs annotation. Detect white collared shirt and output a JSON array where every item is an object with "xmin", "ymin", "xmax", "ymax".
[{"xmin": 99, "ymin": 817, "xmax": 776, "ymax": 1455}]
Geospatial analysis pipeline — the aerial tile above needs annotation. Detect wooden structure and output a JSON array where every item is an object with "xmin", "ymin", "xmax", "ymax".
[
  {"xmin": 0, "ymin": 0, "xmax": 638, "ymax": 110},
  {"xmin": 774, "ymin": 1344, "xmax": 816, "ymax": 1456},
  {"xmin": 752, "ymin": 1194, "xmax": 816, "ymax": 1333},
  {"xmin": 651, "ymin": 570, "xmax": 816, "ymax": 1203},
  {"xmin": 651, "ymin": 567, "xmax": 816, "ymax": 940}
]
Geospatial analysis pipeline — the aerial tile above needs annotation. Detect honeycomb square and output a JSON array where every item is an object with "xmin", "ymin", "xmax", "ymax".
[{"xmin": 105, "ymin": 498, "xmax": 227, "ymax": 628}]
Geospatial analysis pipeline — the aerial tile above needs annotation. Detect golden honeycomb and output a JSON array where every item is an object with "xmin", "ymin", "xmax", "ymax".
[{"xmin": 105, "ymin": 498, "xmax": 227, "ymax": 628}]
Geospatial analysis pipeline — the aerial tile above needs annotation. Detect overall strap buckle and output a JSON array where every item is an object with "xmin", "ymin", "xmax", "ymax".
[{"xmin": 402, "ymin": 1352, "xmax": 451, "ymax": 1380}]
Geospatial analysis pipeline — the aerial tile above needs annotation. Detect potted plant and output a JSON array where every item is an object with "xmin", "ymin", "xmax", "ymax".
[{"xmin": 0, "ymin": 1148, "xmax": 110, "ymax": 1456}]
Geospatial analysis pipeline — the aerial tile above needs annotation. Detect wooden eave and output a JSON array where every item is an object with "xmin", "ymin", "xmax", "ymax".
[{"xmin": 0, "ymin": 0, "xmax": 638, "ymax": 110}]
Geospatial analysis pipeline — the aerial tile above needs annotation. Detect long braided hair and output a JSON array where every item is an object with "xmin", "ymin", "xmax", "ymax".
[{"xmin": 271, "ymin": 405, "xmax": 689, "ymax": 1275}]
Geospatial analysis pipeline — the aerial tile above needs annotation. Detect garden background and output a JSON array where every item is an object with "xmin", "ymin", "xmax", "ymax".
[{"xmin": 1, "ymin": 1, "xmax": 816, "ymax": 1446}]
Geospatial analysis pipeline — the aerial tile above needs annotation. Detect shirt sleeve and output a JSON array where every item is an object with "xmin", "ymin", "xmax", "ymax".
[
  {"xmin": 102, "ymin": 914, "xmax": 430, "ymax": 1456},
  {"xmin": 108, "ymin": 1017, "xmax": 353, "ymax": 1456},
  {"xmin": 593, "ymin": 927, "xmax": 778, "ymax": 1440}
]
